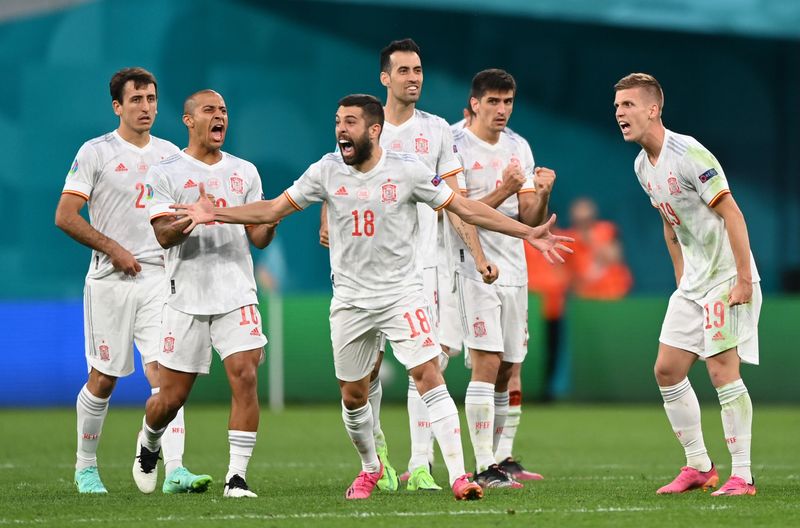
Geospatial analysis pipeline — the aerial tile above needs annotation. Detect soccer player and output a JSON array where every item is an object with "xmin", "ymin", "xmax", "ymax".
[
  {"xmin": 172, "ymin": 94, "xmax": 572, "ymax": 501},
  {"xmin": 132, "ymin": 89, "xmax": 275, "ymax": 498},
  {"xmin": 450, "ymin": 69, "xmax": 553, "ymax": 488},
  {"xmin": 614, "ymin": 73, "xmax": 760, "ymax": 496},
  {"xmin": 55, "ymin": 67, "xmax": 188, "ymax": 494}
]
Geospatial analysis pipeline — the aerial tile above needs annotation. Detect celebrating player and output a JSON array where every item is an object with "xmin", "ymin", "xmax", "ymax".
[
  {"xmin": 614, "ymin": 73, "xmax": 761, "ymax": 496},
  {"xmin": 132, "ymin": 90, "xmax": 276, "ymax": 498},
  {"xmin": 172, "ymin": 93, "xmax": 572, "ymax": 501},
  {"xmin": 55, "ymin": 67, "xmax": 188, "ymax": 494}
]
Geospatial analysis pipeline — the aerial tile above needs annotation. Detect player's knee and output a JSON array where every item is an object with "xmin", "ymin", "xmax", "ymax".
[
  {"xmin": 653, "ymin": 361, "xmax": 681, "ymax": 385},
  {"xmin": 341, "ymin": 392, "xmax": 368, "ymax": 409},
  {"xmin": 88, "ymin": 369, "xmax": 117, "ymax": 398}
]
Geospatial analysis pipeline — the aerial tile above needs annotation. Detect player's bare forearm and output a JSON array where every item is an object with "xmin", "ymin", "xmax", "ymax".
[
  {"xmin": 215, "ymin": 195, "xmax": 295, "ymax": 225},
  {"xmin": 442, "ymin": 175, "xmax": 489, "ymax": 265},
  {"xmin": 478, "ymin": 187, "xmax": 515, "ymax": 209},
  {"xmin": 55, "ymin": 194, "xmax": 122, "ymax": 256},
  {"xmin": 152, "ymin": 216, "xmax": 190, "ymax": 249},
  {"xmin": 518, "ymin": 191, "xmax": 548, "ymax": 226},
  {"xmin": 713, "ymin": 194, "xmax": 753, "ymax": 283},
  {"xmin": 247, "ymin": 223, "xmax": 278, "ymax": 249},
  {"xmin": 447, "ymin": 194, "xmax": 531, "ymax": 239},
  {"xmin": 661, "ymin": 214, "xmax": 683, "ymax": 286}
]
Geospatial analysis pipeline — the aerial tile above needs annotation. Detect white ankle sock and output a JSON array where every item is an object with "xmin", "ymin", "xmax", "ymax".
[
  {"xmin": 717, "ymin": 379, "xmax": 753, "ymax": 484},
  {"xmin": 493, "ymin": 390, "xmax": 510, "ymax": 456},
  {"xmin": 465, "ymin": 381, "xmax": 496, "ymax": 472},
  {"xmin": 226, "ymin": 430, "xmax": 257, "ymax": 483},
  {"xmin": 496, "ymin": 390, "xmax": 521, "ymax": 461},
  {"xmin": 75, "ymin": 384, "xmax": 109, "ymax": 471},
  {"xmin": 141, "ymin": 417, "xmax": 166, "ymax": 453},
  {"xmin": 368, "ymin": 378, "xmax": 386, "ymax": 450},
  {"xmin": 660, "ymin": 378, "xmax": 711, "ymax": 472},
  {"xmin": 407, "ymin": 377, "xmax": 433, "ymax": 472},
  {"xmin": 421, "ymin": 385, "xmax": 465, "ymax": 486},
  {"xmin": 342, "ymin": 402, "xmax": 379, "ymax": 473}
]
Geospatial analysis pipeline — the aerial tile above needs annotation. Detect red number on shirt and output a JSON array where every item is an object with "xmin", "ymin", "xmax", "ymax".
[
  {"xmin": 703, "ymin": 301, "xmax": 725, "ymax": 329},
  {"xmin": 135, "ymin": 182, "xmax": 146, "ymax": 208},
  {"xmin": 239, "ymin": 305, "xmax": 260, "ymax": 326},
  {"xmin": 208, "ymin": 198, "xmax": 228, "ymax": 226},
  {"xmin": 351, "ymin": 209, "xmax": 375, "ymax": 237},
  {"xmin": 403, "ymin": 308, "xmax": 431, "ymax": 338},
  {"xmin": 658, "ymin": 202, "xmax": 681, "ymax": 226}
]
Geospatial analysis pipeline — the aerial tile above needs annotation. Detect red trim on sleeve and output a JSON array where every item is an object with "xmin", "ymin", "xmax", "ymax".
[
  {"xmin": 441, "ymin": 168, "xmax": 463, "ymax": 179},
  {"xmin": 434, "ymin": 192, "xmax": 455, "ymax": 212},
  {"xmin": 708, "ymin": 189, "xmax": 731, "ymax": 207},
  {"xmin": 62, "ymin": 190, "xmax": 89, "ymax": 201},
  {"xmin": 283, "ymin": 191, "xmax": 303, "ymax": 211},
  {"xmin": 517, "ymin": 188, "xmax": 536, "ymax": 194}
]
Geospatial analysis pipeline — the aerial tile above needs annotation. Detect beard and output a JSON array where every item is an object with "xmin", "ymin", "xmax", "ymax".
[{"xmin": 342, "ymin": 132, "xmax": 373, "ymax": 167}]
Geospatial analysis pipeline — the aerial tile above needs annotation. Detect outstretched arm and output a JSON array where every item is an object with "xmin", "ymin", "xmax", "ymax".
[
  {"xmin": 712, "ymin": 193, "xmax": 753, "ymax": 305},
  {"xmin": 55, "ymin": 193, "xmax": 141, "ymax": 276},
  {"xmin": 445, "ymin": 193, "xmax": 573, "ymax": 264},
  {"xmin": 171, "ymin": 183, "xmax": 298, "ymax": 233}
]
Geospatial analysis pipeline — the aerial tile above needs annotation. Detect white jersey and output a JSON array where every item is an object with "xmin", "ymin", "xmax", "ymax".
[
  {"xmin": 285, "ymin": 149, "xmax": 454, "ymax": 310},
  {"xmin": 449, "ymin": 127, "xmax": 535, "ymax": 286},
  {"xmin": 62, "ymin": 131, "xmax": 180, "ymax": 279},
  {"xmin": 635, "ymin": 129, "xmax": 759, "ymax": 299},
  {"xmin": 148, "ymin": 151, "xmax": 262, "ymax": 315},
  {"xmin": 382, "ymin": 109, "xmax": 463, "ymax": 269}
]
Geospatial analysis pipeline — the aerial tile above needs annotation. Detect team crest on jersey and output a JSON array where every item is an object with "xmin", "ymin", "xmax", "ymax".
[
  {"xmin": 357, "ymin": 188, "xmax": 370, "ymax": 200},
  {"xmin": 668, "ymin": 176, "xmax": 681, "ymax": 196},
  {"xmin": 206, "ymin": 177, "xmax": 221, "ymax": 190},
  {"xmin": 473, "ymin": 318, "xmax": 487, "ymax": 338},
  {"xmin": 98, "ymin": 343, "xmax": 110, "ymax": 361},
  {"xmin": 381, "ymin": 182, "xmax": 398, "ymax": 204},
  {"xmin": 163, "ymin": 336, "xmax": 175, "ymax": 353},
  {"xmin": 415, "ymin": 136, "xmax": 429, "ymax": 154},
  {"xmin": 230, "ymin": 175, "xmax": 244, "ymax": 195},
  {"xmin": 69, "ymin": 159, "xmax": 79, "ymax": 174},
  {"xmin": 390, "ymin": 140, "xmax": 403, "ymax": 152}
]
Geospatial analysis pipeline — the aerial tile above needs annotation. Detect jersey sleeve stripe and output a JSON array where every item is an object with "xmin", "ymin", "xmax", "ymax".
[
  {"xmin": 708, "ymin": 189, "xmax": 731, "ymax": 207},
  {"xmin": 433, "ymin": 192, "xmax": 455, "ymax": 212},
  {"xmin": 62, "ymin": 190, "xmax": 89, "ymax": 201},
  {"xmin": 441, "ymin": 167, "xmax": 463, "ymax": 179},
  {"xmin": 518, "ymin": 188, "xmax": 537, "ymax": 194},
  {"xmin": 283, "ymin": 191, "xmax": 303, "ymax": 211}
]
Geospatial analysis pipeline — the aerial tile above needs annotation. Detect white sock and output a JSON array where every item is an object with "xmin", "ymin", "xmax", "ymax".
[
  {"xmin": 342, "ymin": 402, "xmax": 380, "ymax": 473},
  {"xmin": 660, "ymin": 378, "xmax": 712, "ymax": 472},
  {"xmin": 421, "ymin": 385, "xmax": 465, "ymax": 485},
  {"xmin": 368, "ymin": 378, "xmax": 386, "ymax": 451},
  {"xmin": 226, "ymin": 430, "xmax": 257, "ymax": 483},
  {"xmin": 717, "ymin": 379, "xmax": 753, "ymax": 484},
  {"xmin": 407, "ymin": 377, "xmax": 433, "ymax": 472},
  {"xmin": 151, "ymin": 388, "xmax": 186, "ymax": 475},
  {"xmin": 465, "ymin": 380, "xmax": 496, "ymax": 472},
  {"xmin": 493, "ymin": 391, "xmax": 510, "ymax": 457},
  {"xmin": 141, "ymin": 416, "xmax": 166, "ymax": 452},
  {"xmin": 75, "ymin": 384, "xmax": 109, "ymax": 471},
  {"xmin": 496, "ymin": 390, "xmax": 521, "ymax": 461}
]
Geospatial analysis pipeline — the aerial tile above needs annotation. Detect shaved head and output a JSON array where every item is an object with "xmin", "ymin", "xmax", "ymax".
[{"xmin": 183, "ymin": 89, "xmax": 221, "ymax": 116}]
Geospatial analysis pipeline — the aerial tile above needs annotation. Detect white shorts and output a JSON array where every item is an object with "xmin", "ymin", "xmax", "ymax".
[
  {"xmin": 159, "ymin": 303, "xmax": 267, "ymax": 374},
  {"xmin": 83, "ymin": 263, "xmax": 165, "ymax": 377},
  {"xmin": 438, "ymin": 265, "xmax": 465, "ymax": 352},
  {"xmin": 330, "ymin": 293, "xmax": 441, "ymax": 382},
  {"xmin": 659, "ymin": 279, "xmax": 761, "ymax": 365},
  {"xmin": 456, "ymin": 273, "xmax": 529, "ymax": 364}
]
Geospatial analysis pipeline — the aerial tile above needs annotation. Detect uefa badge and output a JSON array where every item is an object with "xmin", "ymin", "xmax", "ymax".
[
  {"xmin": 381, "ymin": 182, "xmax": 398, "ymax": 204},
  {"xmin": 668, "ymin": 176, "xmax": 681, "ymax": 196},
  {"xmin": 473, "ymin": 318, "xmax": 487, "ymax": 338},
  {"xmin": 99, "ymin": 344, "xmax": 110, "ymax": 361},
  {"xmin": 163, "ymin": 336, "xmax": 175, "ymax": 353},
  {"xmin": 415, "ymin": 136, "xmax": 429, "ymax": 154},
  {"xmin": 230, "ymin": 176, "xmax": 244, "ymax": 195}
]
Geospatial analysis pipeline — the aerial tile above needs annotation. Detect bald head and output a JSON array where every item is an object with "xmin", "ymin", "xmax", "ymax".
[{"xmin": 183, "ymin": 89, "xmax": 221, "ymax": 116}]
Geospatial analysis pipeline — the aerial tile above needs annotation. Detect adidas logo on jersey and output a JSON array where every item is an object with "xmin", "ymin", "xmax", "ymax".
[
  {"xmin": 471, "ymin": 161, "xmax": 483, "ymax": 170},
  {"xmin": 422, "ymin": 337, "xmax": 435, "ymax": 347},
  {"xmin": 335, "ymin": 186, "xmax": 348, "ymax": 196},
  {"xmin": 115, "ymin": 163, "xmax": 128, "ymax": 172},
  {"xmin": 250, "ymin": 327, "xmax": 260, "ymax": 336},
  {"xmin": 712, "ymin": 331, "xmax": 725, "ymax": 341},
  {"xmin": 184, "ymin": 179, "xmax": 198, "ymax": 189}
]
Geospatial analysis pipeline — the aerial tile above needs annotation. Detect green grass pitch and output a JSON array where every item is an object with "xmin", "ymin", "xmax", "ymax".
[{"xmin": 1, "ymin": 404, "xmax": 798, "ymax": 527}]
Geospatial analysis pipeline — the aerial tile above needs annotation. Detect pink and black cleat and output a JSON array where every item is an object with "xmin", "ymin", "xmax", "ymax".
[
  {"xmin": 498, "ymin": 457, "xmax": 544, "ymax": 481},
  {"xmin": 657, "ymin": 464, "xmax": 719, "ymax": 494},
  {"xmin": 711, "ymin": 476, "xmax": 756, "ymax": 496},
  {"xmin": 451, "ymin": 474, "xmax": 483, "ymax": 501},
  {"xmin": 345, "ymin": 463, "xmax": 383, "ymax": 500}
]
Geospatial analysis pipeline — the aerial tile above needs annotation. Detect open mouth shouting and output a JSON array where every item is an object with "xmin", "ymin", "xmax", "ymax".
[
  {"xmin": 210, "ymin": 122, "xmax": 225, "ymax": 143},
  {"xmin": 618, "ymin": 120, "xmax": 632, "ymax": 136},
  {"xmin": 338, "ymin": 137, "xmax": 355, "ymax": 158}
]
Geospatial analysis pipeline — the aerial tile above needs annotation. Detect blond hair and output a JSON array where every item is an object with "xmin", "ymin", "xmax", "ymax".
[{"xmin": 614, "ymin": 73, "xmax": 664, "ymax": 115}]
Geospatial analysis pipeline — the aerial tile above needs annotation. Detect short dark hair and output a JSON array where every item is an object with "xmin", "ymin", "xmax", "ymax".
[
  {"xmin": 380, "ymin": 38, "xmax": 421, "ymax": 73},
  {"xmin": 109, "ymin": 67, "xmax": 157, "ymax": 104},
  {"xmin": 470, "ymin": 69, "xmax": 516, "ymax": 101},
  {"xmin": 614, "ymin": 72, "xmax": 664, "ymax": 115},
  {"xmin": 338, "ymin": 94, "xmax": 385, "ymax": 128}
]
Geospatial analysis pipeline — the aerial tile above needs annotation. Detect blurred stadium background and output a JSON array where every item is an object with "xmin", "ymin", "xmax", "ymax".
[{"xmin": 1, "ymin": 0, "xmax": 798, "ymax": 407}]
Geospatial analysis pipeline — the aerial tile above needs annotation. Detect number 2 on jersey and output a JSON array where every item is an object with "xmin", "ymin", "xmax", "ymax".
[
  {"xmin": 351, "ymin": 209, "xmax": 375, "ymax": 237},
  {"xmin": 134, "ymin": 182, "xmax": 152, "ymax": 208}
]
